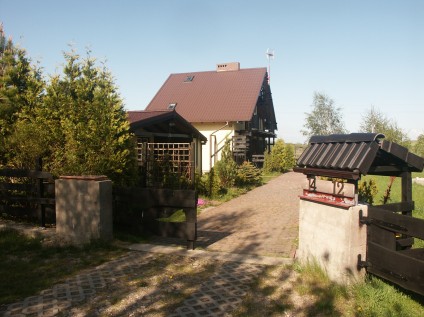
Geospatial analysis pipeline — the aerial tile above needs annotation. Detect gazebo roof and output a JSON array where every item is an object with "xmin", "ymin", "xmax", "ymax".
[
  {"xmin": 295, "ymin": 133, "xmax": 424, "ymax": 180},
  {"xmin": 127, "ymin": 110, "xmax": 207, "ymax": 142}
]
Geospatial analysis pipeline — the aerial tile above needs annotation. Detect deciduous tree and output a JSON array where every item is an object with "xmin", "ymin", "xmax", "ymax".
[
  {"xmin": 414, "ymin": 134, "xmax": 424, "ymax": 158},
  {"xmin": 360, "ymin": 106, "xmax": 410, "ymax": 148},
  {"xmin": 301, "ymin": 92, "xmax": 347, "ymax": 141}
]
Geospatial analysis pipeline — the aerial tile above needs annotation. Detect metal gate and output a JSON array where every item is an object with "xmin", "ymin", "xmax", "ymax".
[{"xmin": 359, "ymin": 203, "xmax": 424, "ymax": 296}]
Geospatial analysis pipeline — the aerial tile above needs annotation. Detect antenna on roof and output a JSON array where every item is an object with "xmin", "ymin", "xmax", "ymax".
[{"xmin": 266, "ymin": 48, "xmax": 274, "ymax": 84}]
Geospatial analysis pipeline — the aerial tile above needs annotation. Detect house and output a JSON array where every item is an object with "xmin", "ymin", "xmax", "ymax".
[
  {"xmin": 144, "ymin": 62, "xmax": 277, "ymax": 172},
  {"xmin": 127, "ymin": 110, "xmax": 206, "ymax": 186}
]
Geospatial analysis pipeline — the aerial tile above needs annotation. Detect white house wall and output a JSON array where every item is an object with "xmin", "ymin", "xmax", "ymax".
[{"xmin": 192, "ymin": 122, "xmax": 235, "ymax": 173}]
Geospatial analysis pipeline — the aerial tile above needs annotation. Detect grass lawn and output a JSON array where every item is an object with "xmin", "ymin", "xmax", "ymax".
[
  {"xmin": 360, "ymin": 171, "xmax": 424, "ymax": 213},
  {"xmin": 234, "ymin": 261, "xmax": 424, "ymax": 317}
]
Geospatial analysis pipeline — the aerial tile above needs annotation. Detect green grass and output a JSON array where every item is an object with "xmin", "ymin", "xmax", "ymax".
[
  {"xmin": 234, "ymin": 261, "xmax": 424, "ymax": 316},
  {"xmin": 157, "ymin": 209, "xmax": 186, "ymax": 222},
  {"xmin": 261, "ymin": 171, "xmax": 282, "ymax": 184},
  {"xmin": 352, "ymin": 274, "xmax": 424, "ymax": 316},
  {"xmin": 293, "ymin": 262, "xmax": 350, "ymax": 316},
  {"xmin": 0, "ymin": 228, "xmax": 126, "ymax": 306},
  {"xmin": 202, "ymin": 171, "xmax": 283, "ymax": 204},
  {"xmin": 360, "ymin": 171, "xmax": 424, "ymax": 208},
  {"xmin": 113, "ymin": 229, "xmax": 150, "ymax": 244}
]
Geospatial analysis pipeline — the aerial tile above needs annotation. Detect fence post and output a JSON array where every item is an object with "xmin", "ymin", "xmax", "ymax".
[{"xmin": 35, "ymin": 157, "xmax": 46, "ymax": 227}]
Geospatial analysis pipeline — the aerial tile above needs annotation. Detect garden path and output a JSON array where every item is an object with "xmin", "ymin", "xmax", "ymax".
[{"xmin": 195, "ymin": 171, "xmax": 304, "ymax": 258}]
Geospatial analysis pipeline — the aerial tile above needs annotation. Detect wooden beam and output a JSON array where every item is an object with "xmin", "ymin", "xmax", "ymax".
[
  {"xmin": 373, "ymin": 201, "xmax": 414, "ymax": 213},
  {"xmin": 367, "ymin": 242, "xmax": 424, "ymax": 296},
  {"xmin": 293, "ymin": 167, "xmax": 360, "ymax": 180},
  {"xmin": 401, "ymin": 171, "xmax": 413, "ymax": 216},
  {"xmin": 368, "ymin": 206, "xmax": 424, "ymax": 240},
  {"xmin": 0, "ymin": 168, "xmax": 53, "ymax": 179}
]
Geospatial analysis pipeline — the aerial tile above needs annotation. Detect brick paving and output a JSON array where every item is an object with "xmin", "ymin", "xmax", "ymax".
[
  {"xmin": 2, "ymin": 172, "xmax": 304, "ymax": 316},
  {"xmin": 3, "ymin": 252, "xmax": 156, "ymax": 317},
  {"xmin": 196, "ymin": 171, "xmax": 303, "ymax": 257},
  {"xmin": 169, "ymin": 262, "xmax": 264, "ymax": 317}
]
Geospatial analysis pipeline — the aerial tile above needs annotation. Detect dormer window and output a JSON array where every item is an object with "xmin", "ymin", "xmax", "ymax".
[{"xmin": 168, "ymin": 103, "xmax": 177, "ymax": 110}]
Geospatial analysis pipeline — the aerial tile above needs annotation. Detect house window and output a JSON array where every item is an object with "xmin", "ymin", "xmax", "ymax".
[
  {"xmin": 184, "ymin": 75, "xmax": 194, "ymax": 82},
  {"xmin": 168, "ymin": 103, "xmax": 177, "ymax": 110}
]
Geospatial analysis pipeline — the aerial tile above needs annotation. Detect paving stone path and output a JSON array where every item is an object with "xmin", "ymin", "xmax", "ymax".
[
  {"xmin": 2, "ymin": 172, "xmax": 304, "ymax": 316},
  {"xmin": 4, "ymin": 252, "xmax": 155, "ymax": 317},
  {"xmin": 169, "ymin": 261, "xmax": 264, "ymax": 317},
  {"xmin": 196, "ymin": 171, "xmax": 303, "ymax": 257},
  {"xmin": 3, "ymin": 252, "xmax": 265, "ymax": 317}
]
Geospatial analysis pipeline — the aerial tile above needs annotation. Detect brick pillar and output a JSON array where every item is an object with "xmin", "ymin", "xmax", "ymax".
[{"xmin": 55, "ymin": 176, "xmax": 113, "ymax": 244}]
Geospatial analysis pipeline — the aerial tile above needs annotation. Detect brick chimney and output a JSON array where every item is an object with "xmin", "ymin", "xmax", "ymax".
[{"xmin": 216, "ymin": 62, "xmax": 240, "ymax": 72}]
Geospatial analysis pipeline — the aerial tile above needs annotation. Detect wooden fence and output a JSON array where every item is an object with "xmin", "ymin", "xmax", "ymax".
[
  {"xmin": 113, "ymin": 186, "xmax": 197, "ymax": 249},
  {"xmin": 0, "ymin": 159, "xmax": 55, "ymax": 227}
]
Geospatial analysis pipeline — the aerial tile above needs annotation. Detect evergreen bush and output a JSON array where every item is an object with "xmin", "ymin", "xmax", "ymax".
[
  {"xmin": 214, "ymin": 139, "xmax": 237, "ymax": 188},
  {"xmin": 235, "ymin": 161, "xmax": 262, "ymax": 187},
  {"xmin": 358, "ymin": 178, "xmax": 378, "ymax": 205},
  {"xmin": 263, "ymin": 139, "xmax": 296, "ymax": 173},
  {"xmin": 201, "ymin": 167, "xmax": 220, "ymax": 198}
]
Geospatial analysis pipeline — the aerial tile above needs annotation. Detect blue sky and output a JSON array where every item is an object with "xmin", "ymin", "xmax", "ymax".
[{"xmin": 1, "ymin": 0, "xmax": 423, "ymax": 143}]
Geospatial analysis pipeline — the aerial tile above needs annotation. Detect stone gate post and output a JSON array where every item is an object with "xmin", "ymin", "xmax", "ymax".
[
  {"xmin": 297, "ymin": 199, "xmax": 368, "ymax": 284},
  {"xmin": 55, "ymin": 175, "xmax": 113, "ymax": 244}
]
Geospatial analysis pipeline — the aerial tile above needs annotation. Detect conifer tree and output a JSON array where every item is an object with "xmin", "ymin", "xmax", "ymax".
[
  {"xmin": 0, "ymin": 24, "xmax": 45, "ymax": 166},
  {"xmin": 35, "ymin": 49, "xmax": 138, "ymax": 184},
  {"xmin": 215, "ymin": 139, "xmax": 237, "ymax": 188}
]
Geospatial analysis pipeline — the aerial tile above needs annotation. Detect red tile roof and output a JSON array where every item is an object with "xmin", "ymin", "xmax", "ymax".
[{"xmin": 145, "ymin": 67, "xmax": 268, "ymax": 123}]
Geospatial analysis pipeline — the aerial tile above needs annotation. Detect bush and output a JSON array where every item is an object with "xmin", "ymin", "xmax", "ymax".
[
  {"xmin": 263, "ymin": 139, "xmax": 296, "ymax": 173},
  {"xmin": 235, "ymin": 161, "xmax": 262, "ymax": 187},
  {"xmin": 197, "ymin": 167, "xmax": 221, "ymax": 198},
  {"xmin": 358, "ymin": 178, "xmax": 378, "ymax": 204},
  {"xmin": 214, "ymin": 139, "xmax": 237, "ymax": 188}
]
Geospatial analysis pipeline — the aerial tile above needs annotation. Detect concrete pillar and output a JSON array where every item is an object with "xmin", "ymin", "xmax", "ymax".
[
  {"xmin": 297, "ymin": 199, "xmax": 368, "ymax": 284},
  {"xmin": 55, "ymin": 176, "xmax": 113, "ymax": 244}
]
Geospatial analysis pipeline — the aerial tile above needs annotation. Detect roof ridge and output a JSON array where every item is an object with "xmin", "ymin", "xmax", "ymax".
[{"xmin": 168, "ymin": 66, "xmax": 267, "ymax": 76}]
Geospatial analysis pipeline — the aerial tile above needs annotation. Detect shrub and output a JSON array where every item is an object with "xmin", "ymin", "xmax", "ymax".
[
  {"xmin": 200, "ymin": 167, "xmax": 221, "ymax": 198},
  {"xmin": 214, "ymin": 139, "xmax": 237, "ymax": 188},
  {"xmin": 263, "ymin": 139, "xmax": 296, "ymax": 173},
  {"xmin": 358, "ymin": 178, "xmax": 378, "ymax": 204},
  {"xmin": 235, "ymin": 161, "xmax": 262, "ymax": 187}
]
